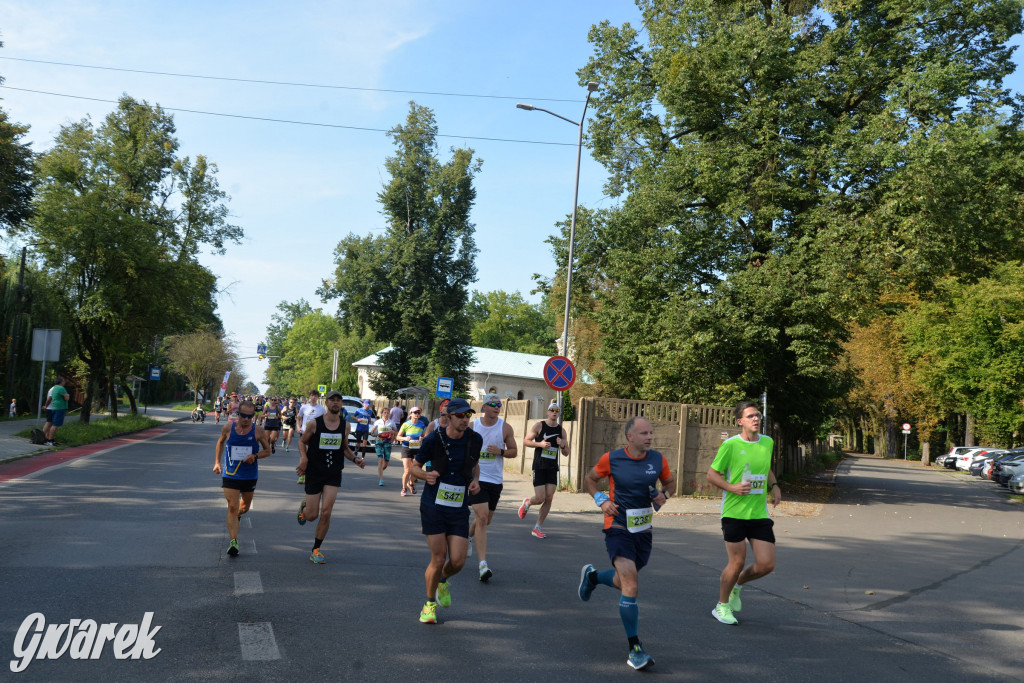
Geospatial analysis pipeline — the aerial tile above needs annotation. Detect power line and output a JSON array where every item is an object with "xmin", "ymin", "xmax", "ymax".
[
  {"xmin": 0, "ymin": 85, "xmax": 577, "ymax": 147},
  {"xmin": 0, "ymin": 55, "xmax": 583, "ymax": 104}
]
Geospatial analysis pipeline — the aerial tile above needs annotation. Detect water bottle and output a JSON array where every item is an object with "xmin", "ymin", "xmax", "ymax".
[
  {"xmin": 741, "ymin": 462, "xmax": 752, "ymax": 493},
  {"xmin": 649, "ymin": 486, "xmax": 662, "ymax": 511}
]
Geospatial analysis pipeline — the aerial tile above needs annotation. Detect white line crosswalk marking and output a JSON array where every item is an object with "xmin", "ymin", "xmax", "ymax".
[
  {"xmin": 238, "ymin": 622, "xmax": 281, "ymax": 660},
  {"xmin": 233, "ymin": 571, "xmax": 263, "ymax": 595}
]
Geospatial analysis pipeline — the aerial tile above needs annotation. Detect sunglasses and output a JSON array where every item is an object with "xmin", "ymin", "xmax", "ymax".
[
  {"xmin": 548, "ymin": 408, "xmax": 560, "ymax": 413},
  {"xmin": 450, "ymin": 411, "xmax": 473, "ymax": 419},
  {"xmin": 484, "ymin": 402, "xmax": 501, "ymax": 408},
  {"xmin": 239, "ymin": 412, "xmax": 255, "ymax": 419}
]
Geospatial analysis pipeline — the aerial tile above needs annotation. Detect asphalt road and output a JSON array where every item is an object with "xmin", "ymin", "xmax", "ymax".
[{"xmin": 0, "ymin": 422, "xmax": 1021, "ymax": 681}]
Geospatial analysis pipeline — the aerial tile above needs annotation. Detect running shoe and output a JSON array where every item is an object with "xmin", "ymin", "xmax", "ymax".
[
  {"xmin": 479, "ymin": 563, "xmax": 493, "ymax": 582},
  {"xmin": 419, "ymin": 601, "xmax": 437, "ymax": 624},
  {"xmin": 285, "ymin": 445, "xmax": 289, "ymax": 452},
  {"xmin": 627, "ymin": 644, "xmax": 654, "ymax": 670},
  {"xmin": 713, "ymin": 602, "xmax": 738, "ymax": 625},
  {"xmin": 227, "ymin": 539, "xmax": 239, "ymax": 556},
  {"xmin": 297, "ymin": 500, "xmax": 307, "ymax": 525},
  {"xmin": 729, "ymin": 585, "xmax": 742, "ymax": 613},
  {"xmin": 518, "ymin": 497, "xmax": 531, "ymax": 519},
  {"xmin": 436, "ymin": 580, "xmax": 452, "ymax": 608},
  {"xmin": 271, "ymin": 444, "xmax": 276, "ymax": 454},
  {"xmin": 531, "ymin": 527, "xmax": 547, "ymax": 539},
  {"xmin": 297, "ymin": 474, "xmax": 305, "ymax": 485},
  {"xmin": 409, "ymin": 485, "xmax": 416, "ymax": 494},
  {"xmin": 310, "ymin": 548, "xmax": 326, "ymax": 564},
  {"xmin": 578, "ymin": 564, "xmax": 596, "ymax": 602},
  {"xmin": 401, "ymin": 490, "xmax": 408, "ymax": 497},
  {"xmin": 378, "ymin": 480, "xmax": 384, "ymax": 486}
]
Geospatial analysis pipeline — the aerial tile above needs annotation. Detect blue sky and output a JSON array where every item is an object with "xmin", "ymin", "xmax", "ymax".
[
  {"xmin": 0, "ymin": 1, "xmax": 643, "ymax": 390},
  {"xmin": 3, "ymin": 3, "xmax": 1024, "ymax": 393}
]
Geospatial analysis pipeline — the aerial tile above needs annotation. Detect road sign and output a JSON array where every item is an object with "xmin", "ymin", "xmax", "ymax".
[
  {"xmin": 902, "ymin": 423, "xmax": 911, "ymax": 431},
  {"xmin": 436, "ymin": 377, "xmax": 453, "ymax": 399},
  {"xmin": 317, "ymin": 384, "xmax": 327, "ymax": 395},
  {"xmin": 149, "ymin": 367, "xmax": 161, "ymax": 381},
  {"xmin": 543, "ymin": 356, "xmax": 576, "ymax": 392},
  {"xmin": 30, "ymin": 329, "xmax": 61, "ymax": 362}
]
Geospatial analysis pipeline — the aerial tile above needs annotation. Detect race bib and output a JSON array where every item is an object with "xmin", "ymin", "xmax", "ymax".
[
  {"xmin": 749, "ymin": 474, "xmax": 767, "ymax": 495},
  {"xmin": 227, "ymin": 445, "xmax": 251, "ymax": 465},
  {"xmin": 435, "ymin": 482, "xmax": 466, "ymax": 508},
  {"xmin": 357, "ymin": 418, "xmax": 369, "ymax": 425},
  {"xmin": 541, "ymin": 447, "xmax": 558, "ymax": 460},
  {"xmin": 408, "ymin": 439, "xmax": 421, "ymax": 449},
  {"xmin": 480, "ymin": 450, "xmax": 497, "ymax": 461},
  {"xmin": 626, "ymin": 507, "xmax": 654, "ymax": 533},
  {"xmin": 319, "ymin": 433, "xmax": 343, "ymax": 450}
]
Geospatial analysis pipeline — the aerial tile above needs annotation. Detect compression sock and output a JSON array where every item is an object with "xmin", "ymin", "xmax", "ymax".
[
  {"xmin": 313, "ymin": 538, "xmax": 323, "ymax": 550},
  {"xmin": 596, "ymin": 569, "xmax": 617, "ymax": 588},
  {"xmin": 619, "ymin": 596, "xmax": 639, "ymax": 639}
]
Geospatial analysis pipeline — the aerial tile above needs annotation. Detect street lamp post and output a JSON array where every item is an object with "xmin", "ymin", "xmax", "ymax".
[{"xmin": 517, "ymin": 81, "xmax": 599, "ymax": 410}]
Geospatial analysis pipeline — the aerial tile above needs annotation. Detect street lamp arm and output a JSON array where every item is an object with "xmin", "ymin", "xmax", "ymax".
[{"xmin": 516, "ymin": 103, "xmax": 578, "ymax": 126}]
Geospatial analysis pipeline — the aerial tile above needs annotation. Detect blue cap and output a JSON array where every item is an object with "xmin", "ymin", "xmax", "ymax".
[{"xmin": 445, "ymin": 398, "xmax": 474, "ymax": 414}]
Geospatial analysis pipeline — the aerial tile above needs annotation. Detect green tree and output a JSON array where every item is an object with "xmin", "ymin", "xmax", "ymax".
[
  {"xmin": 321, "ymin": 103, "xmax": 480, "ymax": 396},
  {"xmin": 564, "ymin": 0, "xmax": 1024, "ymax": 440},
  {"xmin": 22, "ymin": 96, "xmax": 237, "ymax": 419},
  {"xmin": 468, "ymin": 290, "xmax": 555, "ymax": 355},
  {"xmin": 165, "ymin": 329, "xmax": 237, "ymax": 403},
  {"xmin": 264, "ymin": 299, "xmax": 314, "ymax": 360},
  {"xmin": 266, "ymin": 310, "xmax": 379, "ymax": 397}
]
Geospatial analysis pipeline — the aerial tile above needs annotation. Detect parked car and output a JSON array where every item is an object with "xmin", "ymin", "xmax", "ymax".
[
  {"xmin": 970, "ymin": 449, "xmax": 1006, "ymax": 477},
  {"xmin": 957, "ymin": 447, "xmax": 995, "ymax": 471},
  {"xmin": 948, "ymin": 447, "xmax": 985, "ymax": 470},
  {"xmin": 1009, "ymin": 472, "xmax": 1024, "ymax": 495},
  {"xmin": 939, "ymin": 447, "xmax": 975, "ymax": 468},
  {"xmin": 984, "ymin": 449, "xmax": 1024, "ymax": 480},
  {"xmin": 993, "ymin": 454, "xmax": 1024, "ymax": 486}
]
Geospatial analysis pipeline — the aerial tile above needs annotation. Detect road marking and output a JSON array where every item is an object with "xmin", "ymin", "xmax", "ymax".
[
  {"xmin": 249, "ymin": 539, "xmax": 258, "ymax": 554},
  {"xmin": 233, "ymin": 571, "xmax": 263, "ymax": 595},
  {"xmin": 238, "ymin": 622, "xmax": 281, "ymax": 660}
]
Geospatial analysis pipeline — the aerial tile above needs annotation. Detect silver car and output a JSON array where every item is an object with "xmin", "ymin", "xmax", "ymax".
[{"xmin": 1009, "ymin": 472, "xmax": 1024, "ymax": 495}]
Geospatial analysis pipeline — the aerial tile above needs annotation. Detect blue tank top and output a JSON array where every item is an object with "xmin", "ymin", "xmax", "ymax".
[{"xmin": 222, "ymin": 423, "xmax": 260, "ymax": 480}]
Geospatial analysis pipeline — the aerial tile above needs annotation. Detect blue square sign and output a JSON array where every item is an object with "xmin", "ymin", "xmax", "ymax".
[{"xmin": 436, "ymin": 377, "xmax": 453, "ymax": 399}]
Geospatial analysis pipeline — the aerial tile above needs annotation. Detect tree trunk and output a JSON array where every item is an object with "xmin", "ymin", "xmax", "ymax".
[
  {"xmin": 80, "ymin": 376, "xmax": 95, "ymax": 424},
  {"xmin": 122, "ymin": 381, "xmax": 138, "ymax": 414},
  {"xmin": 884, "ymin": 416, "xmax": 898, "ymax": 458},
  {"xmin": 921, "ymin": 441, "xmax": 930, "ymax": 465},
  {"xmin": 107, "ymin": 372, "xmax": 118, "ymax": 419},
  {"xmin": 965, "ymin": 413, "xmax": 976, "ymax": 446}
]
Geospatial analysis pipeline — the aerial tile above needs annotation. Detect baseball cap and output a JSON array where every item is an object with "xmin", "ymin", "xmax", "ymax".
[
  {"xmin": 548, "ymin": 402, "xmax": 560, "ymax": 411},
  {"xmin": 482, "ymin": 393, "xmax": 501, "ymax": 404},
  {"xmin": 446, "ymin": 398, "xmax": 475, "ymax": 415},
  {"xmin": 324, "ymin": 390, "xmax": 342, "ymax": 400},
  {"xmin": 362, "ymin": 398, "xmax": 371, "ymax": 405}
]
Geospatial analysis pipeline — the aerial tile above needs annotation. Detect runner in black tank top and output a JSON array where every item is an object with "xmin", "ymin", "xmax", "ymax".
[{"xmin": 518, "ymin": 402, "xmax": 569, "ymax": 538}]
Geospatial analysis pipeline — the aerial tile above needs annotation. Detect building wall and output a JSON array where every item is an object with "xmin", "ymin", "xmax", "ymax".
[{"xmin": 356, "ymin": 367, "xmax": 556, "ymax": 419}]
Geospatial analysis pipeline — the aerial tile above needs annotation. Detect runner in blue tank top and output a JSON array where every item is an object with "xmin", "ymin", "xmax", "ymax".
[{"xmin": 213, "ymin": 400, "xmax": 271, "ymax": 557}]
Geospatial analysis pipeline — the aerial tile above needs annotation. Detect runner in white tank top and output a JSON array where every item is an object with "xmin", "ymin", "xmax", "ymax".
[{"xmin": 466, "ymin": 394, "xmax": 518, "ymax": 581}]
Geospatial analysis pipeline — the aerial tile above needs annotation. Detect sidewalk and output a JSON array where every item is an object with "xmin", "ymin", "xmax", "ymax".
[
  {"xmin": 0, "ymin": 408, "xmax": 181, "ymax": 466},
  {"xmin": 497, "ymin": 471, "xmax": 824, "ymax": 518}
]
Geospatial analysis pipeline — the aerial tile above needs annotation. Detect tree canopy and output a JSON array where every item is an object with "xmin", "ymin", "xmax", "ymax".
[
  {"xmin": 559, "ymin": 0, "xmax": 1024, "ymax": 441},
  {"xmin": 320, "ymin": 103, "xmax": 480, "ymax": 396},
  {"xmin": 19, "ymin": 95, "xmax": 240, "ymax": 419}
]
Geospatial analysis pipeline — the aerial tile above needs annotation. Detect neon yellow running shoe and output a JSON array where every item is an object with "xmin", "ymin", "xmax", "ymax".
[
  {"xmin": 419, "ymin": 601, "xmax": 437, "ymax": 624},
  {"xmin": 729, "ymin": 585, "xmax": 742, "ymax": 613},
  {"xmin": 436, "ymin": 580, "xmax": 452, "ymax": 608}
]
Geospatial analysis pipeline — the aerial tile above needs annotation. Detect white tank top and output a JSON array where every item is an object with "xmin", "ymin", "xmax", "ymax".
[{"xmin": 473, "ymin": 417, "xmax": 506, "ymax": 484}]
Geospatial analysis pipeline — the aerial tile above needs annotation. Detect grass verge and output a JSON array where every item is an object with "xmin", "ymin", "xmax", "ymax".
[
  {"xmin": 16, "ymin": 414, "xmax": 161, "ymax": 448},
  {"xmin": 172, "ymin": 402, "xmax": 213, "ymax": 411}
]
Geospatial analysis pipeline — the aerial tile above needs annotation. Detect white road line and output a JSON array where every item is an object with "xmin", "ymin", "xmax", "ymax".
[
  {"xmin": 238, "ymin": 622, "xmax": 281, "ymax": 661},
  {"xmin": 249, "ymin": 539, "xmax": 258, "ymax": 554},
  {"xmin": 233, "ymin": 571, "xmax": 263, "ymax": 596}
]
